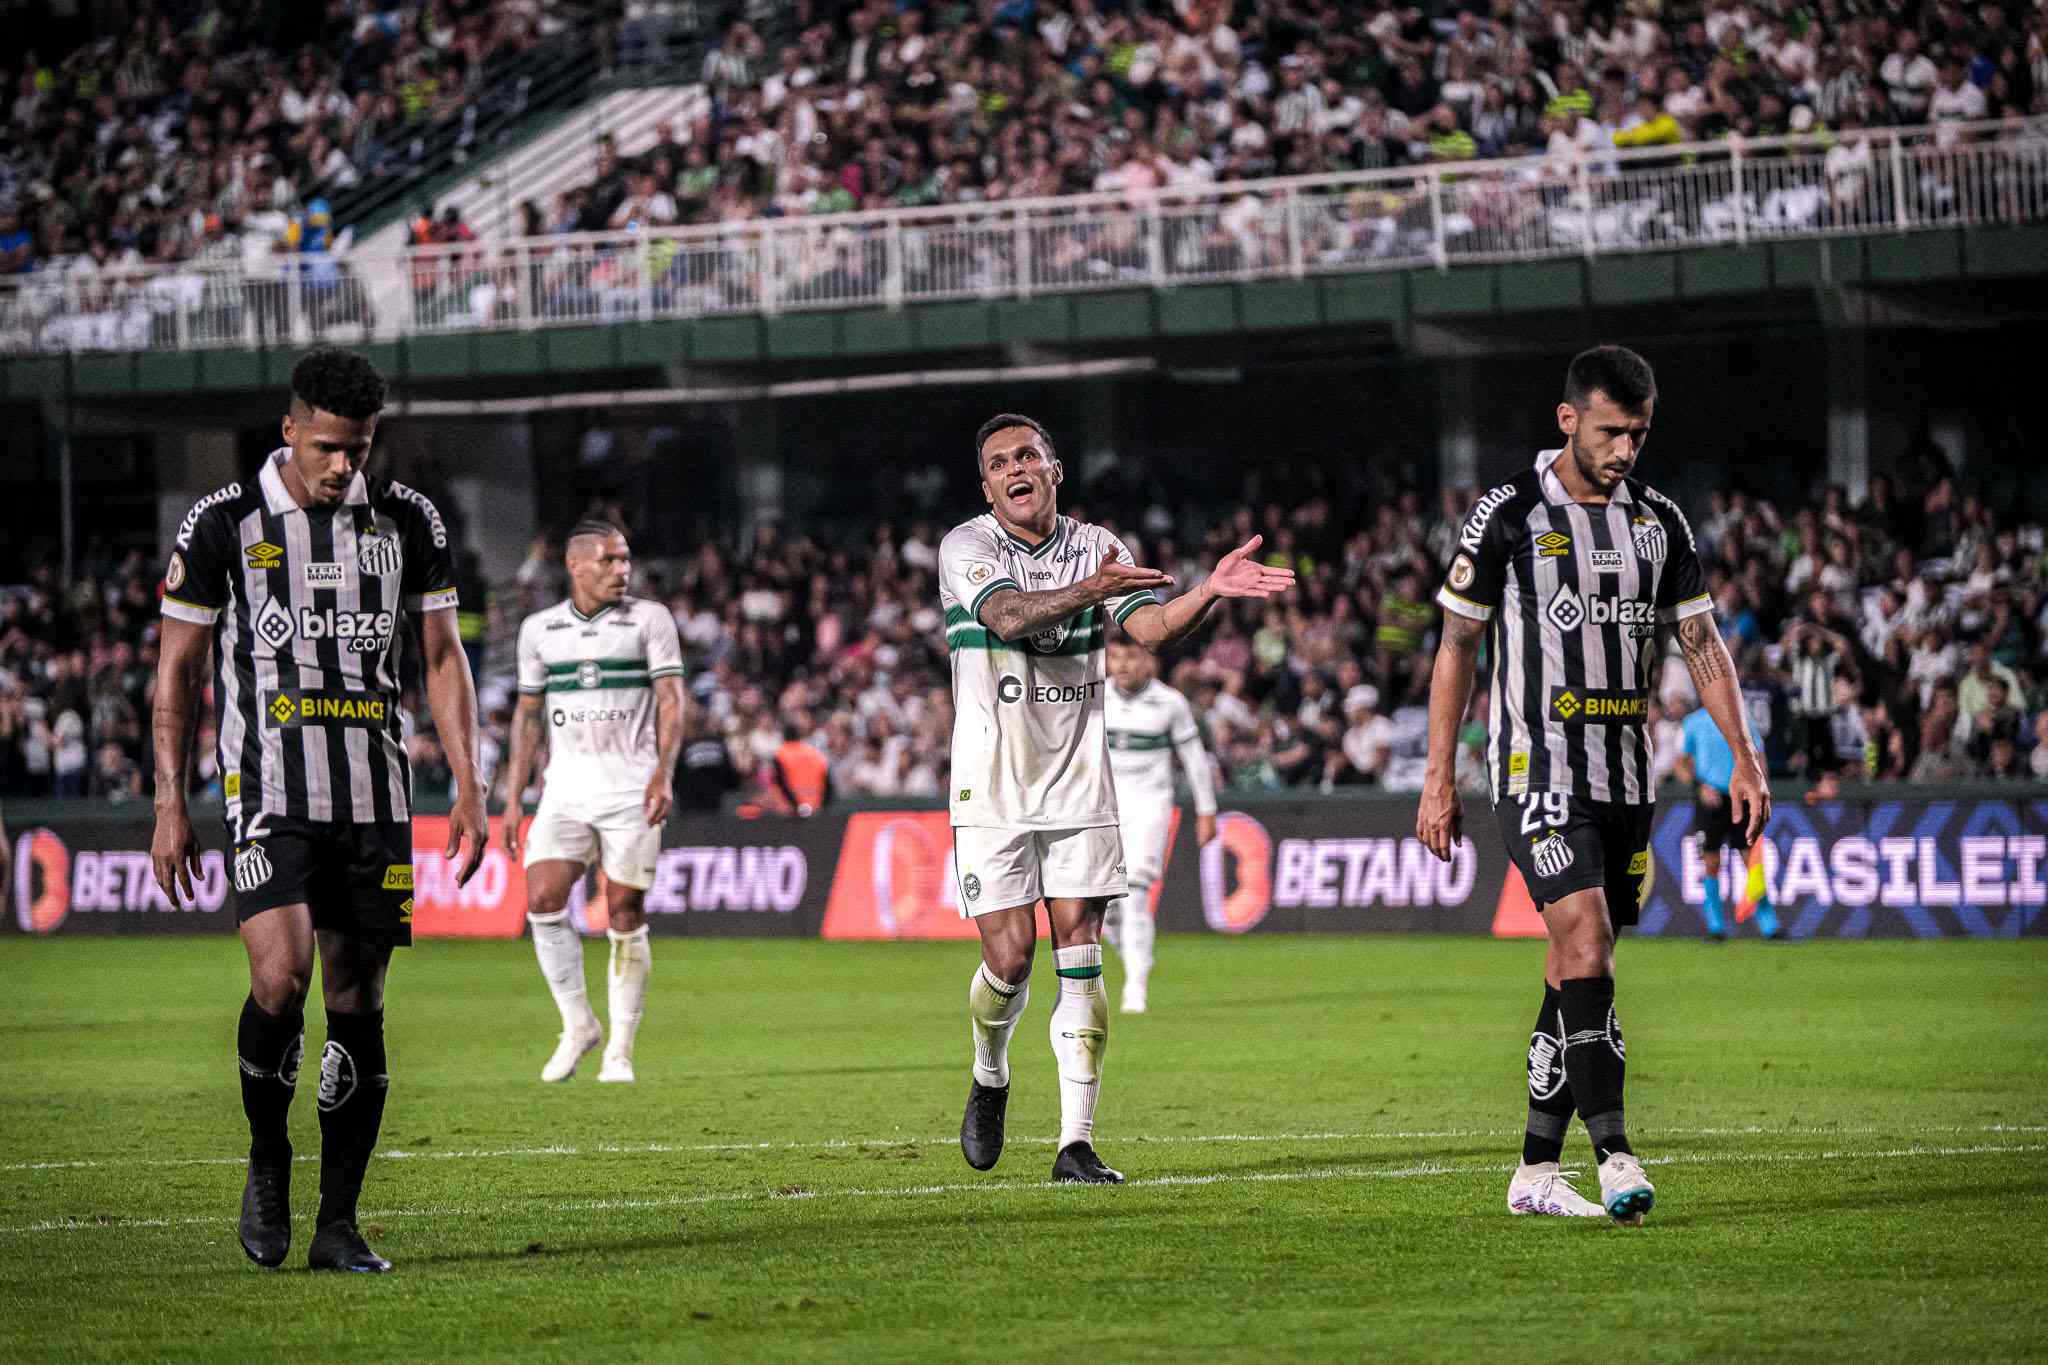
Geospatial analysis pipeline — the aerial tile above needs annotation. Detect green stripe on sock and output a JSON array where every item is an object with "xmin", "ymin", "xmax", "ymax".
[{"xmin": 1055, "ymin": 965, "xmax": 1103, "ymax": 979}]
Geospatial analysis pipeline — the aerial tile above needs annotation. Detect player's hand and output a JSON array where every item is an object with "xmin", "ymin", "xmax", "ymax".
[
  {"xmin": 1416, "ymin": 775, "xmax": 1463, "ymax": 863},
  {"xmin": 500, "ymin": 809, "xmax": 525, "ymax": 861},
  {"xmin": 1697, "ymin": 783, "xmax": 1723, "ymax": 809},
  {"xmin": 643, "ymin": 775, "xmax": 673, "ymax": 829},
  {"xmin": 1085, "ymin": 544, "xmax": 1173, "ymax": 603},
  {"xmin": 1729, "ymin": 759, "xmax": 1771, "ymax": 845},
  {"xmin": 1196, "ymin": 812, "xmax": 1217, "ymax": 849},
  {"xmin": 151, "ymin": 803, "xmax": 203, "ymax": 906},
  {"xmin": 1205, "ymin": 535, "xmax": 1296, "ymax": 600},
  {"xmin": 446, "ymin": 788, "xmax": 488, "ymax": 888}
]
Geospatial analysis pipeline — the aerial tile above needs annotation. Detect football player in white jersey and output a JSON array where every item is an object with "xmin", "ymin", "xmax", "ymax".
[
  {"xmin": 1103, "ymin": 636, "xmax": 1218, "ymax": 1014},
  {"xmin": 945, "ymin": 413, "xmax": 1293, "ymax": 1184},
  {"xmin": 499, "ymin": 521, "xmax": 686, "ymax": 1084}
]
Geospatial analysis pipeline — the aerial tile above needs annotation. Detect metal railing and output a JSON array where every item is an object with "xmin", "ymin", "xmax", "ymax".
[{"xmin": 4, "ymin": 118, "xmax": 2043, "ymax": 358}]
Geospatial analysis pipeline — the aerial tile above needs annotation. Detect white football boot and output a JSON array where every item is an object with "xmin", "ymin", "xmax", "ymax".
[
  {"xmin": 540, "ymin": 1016, "xmax": 603, "ymax": 1083},
  {"xmin": 1507, "ymin": 1162, "xmax": 1607, "ymax": 1217},
  {"xmin": 1597, "ymin": 1151, "xmax": 1657, "ymax": 1225},
  {"xmin": 597, "ymin": 1048, "xmax": 637, "ymax": 1083}
]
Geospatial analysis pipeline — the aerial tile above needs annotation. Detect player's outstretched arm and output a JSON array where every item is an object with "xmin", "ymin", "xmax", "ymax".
[
  {"xmin": 1417, "ymin": 610, "xmax": 1485, "ymax": 862},
  {"xmin": 149, "ymin": 616, "xmax": 210, "ymax": 904},
  {"xmin": 980, "ymin": 544, "xmax": 1171, "ymax": 642},
  {"xmin": 1122, "ymin": 535, "xmax": 1296, "ymax": 651},
  {"xmin": 1676, "ymin": 613, "xmax": 1771, "ymax": 842},
  {"xmin": 499, "ymin": 692, "xmax": 545, "ymax": 860},
  {"xmin": 420, "ymin": 608, "xmax": 487, "ymax": 887}
]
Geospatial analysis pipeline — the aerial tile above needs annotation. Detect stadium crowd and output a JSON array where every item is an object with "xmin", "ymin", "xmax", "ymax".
[
  {"xmin": 2, "ymin": 0, "xmax": 2043, "ymax": 276},
  {"xmin": 5, "ymin": 457, "xmax": 2047, "ymax": 811},
  {"xmin": 529, "ymin": 0, "xmax": 2047, "ymax": 234}
]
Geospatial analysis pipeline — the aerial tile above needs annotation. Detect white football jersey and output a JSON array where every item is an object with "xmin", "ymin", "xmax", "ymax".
[
  {"xmin": 1105, "ymin": 678, "xmax": 1217, "ymax": 815},
  {"xmin": 515, "ymin": 596, "xmax": 684, "ymax": 797},
  {"xmin": 940, "ymin": 513, "xmax": 1157, "ymax": 830}
]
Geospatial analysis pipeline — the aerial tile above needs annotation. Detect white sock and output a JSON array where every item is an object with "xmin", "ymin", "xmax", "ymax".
[
  {"xmin": 1114, "ymin": 887, "xmax": 1156, "ymax": 997},
  {"xmin": 529, "ymin": 910, "xmax": 596, "ymax": 1035},
  {"xmin": 968, "ymin": 961, "xmax": 1028, "ymax": 1089},
  {"xmin": 605, "ymin": 925, "xmax": 651, "ymax": 1058},
  {"xmin": 1050, "ymin": 944, "xmax": 1109, "ymax": 1149}
]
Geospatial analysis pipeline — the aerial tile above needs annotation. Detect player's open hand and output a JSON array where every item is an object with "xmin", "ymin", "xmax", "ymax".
[
  {"xmin": 447, "ymin": 789, "xmax": 488, "ymax": 888},
  {"xmin": 643, "ymin": 775, "xmax": 673, "ymax": 829},
  {"xmin": 1729, "ymin": 760, "xmax": 1772, "ymax": 845},
  {"xmin": 1085, "ymin": 544, "xmax": 1173, "ymax": 602},
  {"xmin": 1206, "ymin": 536, "xmax": 1296, "ymax": 600},
  {"xmin": 150, "ymin": 804, "xmax": 203, "ymax": 906},
  {"xmin": 1416, "ymin": 777, "xmax": 1464, "ymax": 863}
]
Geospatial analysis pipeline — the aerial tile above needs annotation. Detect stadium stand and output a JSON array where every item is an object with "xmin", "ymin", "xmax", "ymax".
[
  {"xmin": 2, "ymin": 0, "xmax": 2043, "ymax": 272},
  {"xmin": 5, "ymin": 463, "xmax": 2045, "ymax": 807}
]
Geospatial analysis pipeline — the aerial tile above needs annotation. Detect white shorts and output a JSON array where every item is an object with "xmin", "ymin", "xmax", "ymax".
[
  {"xmin": 952, "ymin": 824, "xmax": 1126, "ymax": 917},
  {"xmin": 1118, "ymin": 808, "xmax": 1172, "ymax": 888},
  {"xmin": 523, "ymin": 789, "xmax": 662, "ymax": 890}
]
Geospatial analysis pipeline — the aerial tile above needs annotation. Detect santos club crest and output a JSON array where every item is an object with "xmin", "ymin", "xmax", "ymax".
[
  {"xmin": 357, "ymin": 532, "xmax": 401, "ymax": 577},
  {"xmin": 1630, "ymin": 516, "xmax": 1666, "ymax": 563}
]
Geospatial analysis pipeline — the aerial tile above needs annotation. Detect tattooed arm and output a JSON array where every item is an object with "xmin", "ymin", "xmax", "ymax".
[
  {"xmin": 1674, "ymin": 611, "xmax": 1771, "ymax": 841},
  {"xmin": 979, "ymin": 546, "xmax": 1170, "ymax": 642}
]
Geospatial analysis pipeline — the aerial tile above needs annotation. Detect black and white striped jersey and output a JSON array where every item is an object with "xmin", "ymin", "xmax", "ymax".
[
  {"xmin": 1436, "ymin": 449, "xmax": 1711, "ymax": 806},
  {"xmin": 161, "ymin": 448, "xmax": 459, "ymax": 832}
]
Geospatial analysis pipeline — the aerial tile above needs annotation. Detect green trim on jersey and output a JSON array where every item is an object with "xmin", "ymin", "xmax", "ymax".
[
  {"xmin": 544, "ymin": 675, "xmax": 650, "ymax": 694},
  {"xmin": 1111, "ymin": 593, "xmax": 1153, "ymax": 624},
  {"xmin": 568, "ymin": 602, "xmax": 615, "ymax": 624},
  {"xmin": 1107, "ymin": 729, "xmax": 1173, "ymax": 751},
  {"xmin": 947, "ymin": 625, "xmax": 1105, "ymax": 655},
  {"xmin": 544, "ymin": 657, "xmax": 647, "ymax": 675},
  {"xmin": 967, "ymin": 577, "xmax": 1020, "ymax": 618},
  {"xmin": 1004, "ymin": 522, "xmax": 1063, "ymax": 558}
]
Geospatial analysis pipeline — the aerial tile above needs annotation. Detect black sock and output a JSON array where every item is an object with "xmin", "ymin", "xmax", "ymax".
[
  {"xmin": 315, "ymin": 1009, "xmax": 389, "ymax": 1227},
  {"xmin": 237, "ymin": 996, "xmax": 304, "ymax": 1164},
  {"xmin": 1558, "ymin": 976, "xmax": 1632, "ymax": 1161},
  {"xmin": 1522, "ymin": 984, "xmax": 1576, "ymax": 1166}
]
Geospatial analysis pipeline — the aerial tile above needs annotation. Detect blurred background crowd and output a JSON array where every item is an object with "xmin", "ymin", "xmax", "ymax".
[
  {"xmin": 2, "ymin": 0, "xmax": 2042, "ymax": 275},
  {"xmin": 5, "ymin": 444, "xmax": 2045, "ymax": 812}
]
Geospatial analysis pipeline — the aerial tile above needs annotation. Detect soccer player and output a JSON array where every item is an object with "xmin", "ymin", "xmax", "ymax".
[
  {"xmin": 1675, "ymin": 704, "xmax": 1781, "ymax": 941},
  {"xmin": 945, "ymin": 413, "xmax": 1293, "ymax": 1183},
  {"xmin": 1416, "ymin": 346, "xmax": 1770, "ymax": 1225},
  {"xmin": 498, "ymin": 521, "xmax": 686, "ymax": 1084},
  {"xmin": 150, "ymin": 347, "xmax": 487, "ymax": 1273},
  {"xmin": 1103, "ymin": 635, "xmax": 1218, "ymax": 1014}
]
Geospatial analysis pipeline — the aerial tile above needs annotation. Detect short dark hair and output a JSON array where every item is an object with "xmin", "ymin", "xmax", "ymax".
[
  {"xmin": 973, "ymin": 413, "xmax": 1056, "ymax": 470},
  {"xmin": 1564, "ymin": 344, "xmax": 1657, "ymax": 412},
  {"xmin": 290, "ymin": 347, "xmax": 387, "ymax": 420},
  {"xmin": 567, "ymin": 518, "xmax": 627, "ymax": 545}
]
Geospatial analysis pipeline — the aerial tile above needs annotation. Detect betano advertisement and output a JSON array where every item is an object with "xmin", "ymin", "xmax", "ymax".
[{"xmin": 8, "ymin": 798, "xmax": 2045, "ymax": 939}]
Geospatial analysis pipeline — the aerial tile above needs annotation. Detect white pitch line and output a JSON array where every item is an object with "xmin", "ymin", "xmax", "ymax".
[
  {"xmin": 14, "ymin": 1123, "xmax": 2008, "ymax": 1175},
  {"xmin": 1, "ymin": 1142, "xmax": 2041, "ymax": 1238}
]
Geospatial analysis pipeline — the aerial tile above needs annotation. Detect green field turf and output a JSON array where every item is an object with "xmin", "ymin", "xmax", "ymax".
[{"xmin": 1, "ymin": 934, "xmax": 2044, "ymax": 1363}]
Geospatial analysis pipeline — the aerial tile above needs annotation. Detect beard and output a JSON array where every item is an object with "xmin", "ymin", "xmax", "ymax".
[{"xmin": 1570, "ymin": 434, "xmax": 1619, "ymax": 492}]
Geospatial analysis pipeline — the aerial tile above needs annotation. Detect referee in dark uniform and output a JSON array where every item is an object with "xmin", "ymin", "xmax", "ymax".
[
  {"xmin": 1416, "ymin": 346, "xmax": 1770, "ymax": 1225},
  {"xmin": 151, "ymin": 348, "xmax": 488, "ymax": 1272}
]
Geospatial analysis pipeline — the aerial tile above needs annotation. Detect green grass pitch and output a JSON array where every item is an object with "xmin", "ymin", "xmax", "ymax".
[{"xmin": 1, "ymin": 934, "xmax": 2044, "ymax": 1363}]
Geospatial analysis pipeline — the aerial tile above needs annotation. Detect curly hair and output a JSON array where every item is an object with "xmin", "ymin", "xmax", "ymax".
[{"xmin": 290, "ymin": 347, "xmax": 387, "ymax": 421}]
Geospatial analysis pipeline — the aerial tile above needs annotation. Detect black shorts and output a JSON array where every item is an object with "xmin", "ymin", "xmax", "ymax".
[
  {"xmin": 227, "ymin": 816, "xmax": 415, "ymax": 948},
  {"xmin": 1689, "ymin": 791, "xmax": 1752, "ymax": 855},
  {"xmin": 1495, "ymin": 792, "xmax": 1655, "ymax": 928}
]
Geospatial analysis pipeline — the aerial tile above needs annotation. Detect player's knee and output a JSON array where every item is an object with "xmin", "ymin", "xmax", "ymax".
[
  {"xmin": 606, "ymin": 896, "xmax": 647, "ymax": 933},
  {"xmin": 982, "ymin": 942, "xmax": 1033, "ymax": 987},
  {"xmin": 250, "ymin": 963, "xmax": 312, "ymax": 1014},
  {"xmin": 322, "ymin": 972, "xmax": 384, "ymax": 1014}
]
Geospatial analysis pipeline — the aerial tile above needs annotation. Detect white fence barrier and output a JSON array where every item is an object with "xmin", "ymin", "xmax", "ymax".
[{"xmin": 4, "ymin": 119, "xmax": 2043, "ymax": 357}]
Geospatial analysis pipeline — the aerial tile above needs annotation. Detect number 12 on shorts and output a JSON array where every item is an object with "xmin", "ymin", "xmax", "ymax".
[{"xmin": 1519, "ymin": 792, "xmax": 1568, "ymax": 835}]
